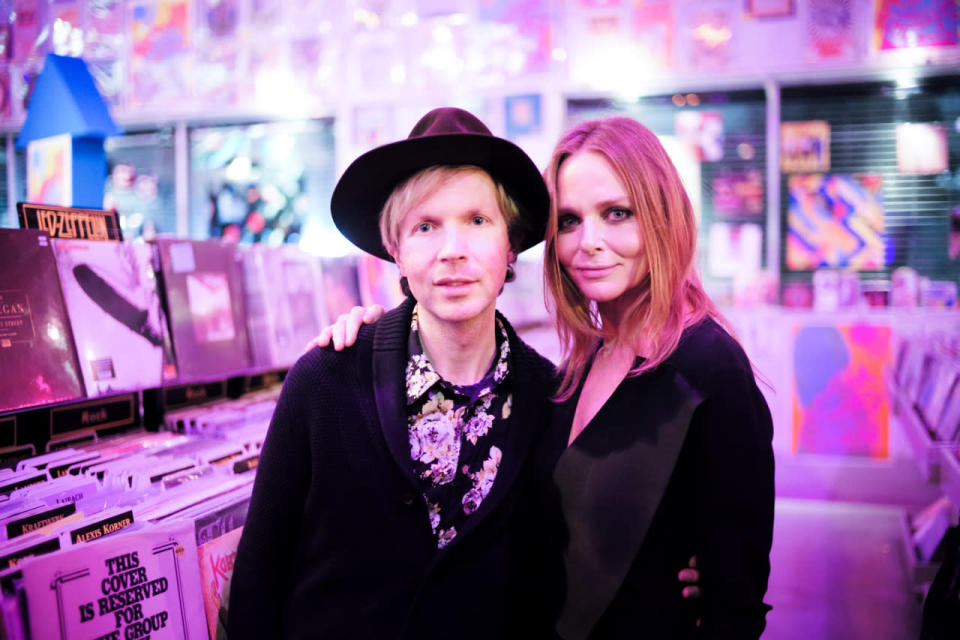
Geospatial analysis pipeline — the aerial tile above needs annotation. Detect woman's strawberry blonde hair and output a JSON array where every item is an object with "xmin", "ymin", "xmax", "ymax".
[{"xmin": 543, "ymin": 116, "xmax": 730, "ymax": 400}]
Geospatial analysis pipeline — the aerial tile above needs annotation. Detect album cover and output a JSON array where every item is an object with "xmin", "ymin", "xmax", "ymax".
[
  {"xmin": 239, "ymin": 246, "xmax": 281, "ymax": 370},
  {"xmin": 197, "ymin": 526, "xmax": 243, "ymax": 640},
  {"xmin": 22, "ymin": 519, "xmax": 207, "ymax": 640},
  {"xmin": 52, "ymin": 239, "xmax": 165, "ymax": 396},
  {"xmin": 156, "ymin": 239, "xmax": 252, "ymax": 382},
  {"xmin": 0, "ymin": 229, "xmax": 85, "ymax": 413},
  {"xmin": 274, "ymin": 247, "xmax": 328, "ymax": 364}
]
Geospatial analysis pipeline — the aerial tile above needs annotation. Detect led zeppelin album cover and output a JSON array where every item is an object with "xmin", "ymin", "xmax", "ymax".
[
  {"xmin": 0, "ymin": 228, "xmax": 85, "ymax": 413},
  {"xmin": 156, "ymin": 239, "xmax": 251, "ymax": 382},
  {"xmin": 52, "ymin": 239, "xmax": 165, "ymax": 396}
]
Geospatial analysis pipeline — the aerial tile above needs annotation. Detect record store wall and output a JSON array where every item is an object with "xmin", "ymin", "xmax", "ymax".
[{"xmin": 0, "ymin": 0, "xmax": 958, "ymax": 271}]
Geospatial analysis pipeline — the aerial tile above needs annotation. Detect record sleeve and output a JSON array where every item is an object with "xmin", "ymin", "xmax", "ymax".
[
  {"xmin": 22, "ymin": 519, "xmax": 207, "ymax": 640},
  {"xmin": 0, "ymin": 229, "xmax": 84, "ymax": 413},
  {"xmin": 52, "ymin": 239, "xmax": 166, "ymax": 396},
  {"xmin": 197, "ymin": 526, "xmax": 243, "ymax": 640},
  {"xmin": 239, "ymin": 245, "xmax": 281, "ymax": 370},
  {"xmin": 155, "ymin": 239, "xmax": 252, "ymax": 382},
  {"xmin": 271, "ymin": 247, "xmax": 328, "ymax": 365}
]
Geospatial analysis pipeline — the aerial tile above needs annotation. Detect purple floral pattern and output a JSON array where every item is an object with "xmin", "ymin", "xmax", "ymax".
[{"xmin": 405, "ymin": 306, "xmax": 512, "ymax": 549}]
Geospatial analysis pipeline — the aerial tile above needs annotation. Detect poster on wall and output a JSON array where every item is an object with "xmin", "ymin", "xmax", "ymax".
[
  {"xmin": 896, "ymin": 123, "xmax": 948, "ymax": 174},
  {"xmin": 707, "ymin": 222, "xmax": 763, "ymax": 277},
  {"xmin": 85, "ymin": 0, "xmax": 127, "ymax": 60},
  {"xmin": 505, "ymin": 94, "xmax": 542, "ymax": 138},
  {"xmin": 12, "ymin": 0, "xmax": 42, "ymax": 62},
  {"xmin": 874, "ymin": 0, "xmax": 958, "ymax": 50},
  {"xmin": 129, "ymin": 0, "xmax": 191, "ymax": 107},
  {"xmin": 27, "ymin": 134, "xmax": 72, "ymax": 207},
  {"xmin": 687, "ymin": 5, "xmax": 734, "ymax": 70},
  {"xmin": 807, "ymin": 0, "xmax": 855, "ymax": 60},
  {"xmin": 632, "ymin": 0, "xmax": 674, "ymax": 72},
  {"xmin": 674, "ymin": 110, "xmax": 724, "ymax": 162},
  {"xmin": 781, "ymin": 121, "xmax": 830, "ymax": 173},
  {"xmin": 711, "ymin": 169, "xmax": 764, "ymax": 218},
  {"xmin": 477, "ymin": 0, "xmax": 553, "ymax": 75},
  {"xmin": 792, "ymin": 324, "xmax": 891, "ymax": 458},
  {"xmin": 786, "ymin": 173, "xmax": 885, "ymax": 270}
]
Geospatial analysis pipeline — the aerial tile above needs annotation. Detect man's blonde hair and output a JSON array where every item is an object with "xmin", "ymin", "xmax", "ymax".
[{"xmin": 379, "ymin": 165, "xmax": 523, "ymax": 257}]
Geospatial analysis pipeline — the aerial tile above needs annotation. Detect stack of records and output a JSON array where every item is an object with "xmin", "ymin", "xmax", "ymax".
[
  {"xmin": 0, "ymin": 229, "xmax": 84, "ymax": 413},
  {"xmin": 51, "ymin": 239, "xmax": 169, "ymax": 396},
  {"xmin": 155, "ymin": 239, "xmax": 252, "ymax": 382}
]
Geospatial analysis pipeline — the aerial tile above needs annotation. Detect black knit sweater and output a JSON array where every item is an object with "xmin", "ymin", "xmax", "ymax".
[{"xmin": 228, "ymin": 298, "xmax": 557, "ymax": 639}]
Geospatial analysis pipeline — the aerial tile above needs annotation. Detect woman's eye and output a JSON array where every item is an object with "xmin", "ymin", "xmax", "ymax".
[
  {"xmin": 415, "ymin": 222, "xmax": 432, "ymax": 233},
  {"xmin": 558, "ymin": 214, "xmax": 579, "ymax": 230},
  {"xmin": 471, "ymin": 215, "xmax": 486, "ymax": 226},
  {"xmin": 608, "ymin": 208, "xmax": 632, "ymax": 221}
]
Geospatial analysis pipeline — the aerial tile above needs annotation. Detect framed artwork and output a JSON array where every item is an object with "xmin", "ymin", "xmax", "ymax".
[
  {"xmin": 896, "ymin": 123, "xmax": 948, "ymax": 175},
  {"xmin": 504, "ymin": 94, "xmax": 542, "ymax": 138},
  {"xmin": 792, "ymin": 324, "xmax": 891, "ymax": 458},
  {"xmin": 746, "ymin": 0, "xmax": 794, "ymax": 18},
  {"xmin": 781, "ymin": 120, "xmax": 830, "ymax": 173},
  {"xmin": 786, "ymin": 173, "xmax": 885, "ymax": 270}
]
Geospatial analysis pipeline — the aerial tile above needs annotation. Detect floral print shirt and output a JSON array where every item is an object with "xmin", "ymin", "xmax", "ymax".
[{"xmin": 406, "ymin": 306, "xmax": 512, "ymax": 549}]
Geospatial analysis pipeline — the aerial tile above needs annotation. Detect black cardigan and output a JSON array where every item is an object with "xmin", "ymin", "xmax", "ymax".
[
  {"xmin": 530, "ymin": 317, "xmax": 775, "ymax": 639},
  {"xmin": 228, "ymin": 298, "xmax": 557, "ymax": 639}
]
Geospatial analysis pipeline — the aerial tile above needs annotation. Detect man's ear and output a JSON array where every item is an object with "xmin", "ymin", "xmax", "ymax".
[
  {"xmin": 507, "ymin": 250, "xmax": 517, "ymax": 265},
  {"xmin": 389, "ymin": 248, "xmax": 404, "ymax": 277}
]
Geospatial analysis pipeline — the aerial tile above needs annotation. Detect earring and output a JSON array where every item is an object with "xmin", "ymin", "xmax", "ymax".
[
  {"xmin": 504, "ymin": 264, "xmax": 516, "ymax": 283},
  {"xmin": 399, "ymin": 276, "xmax": 412, "ymax": 298}
]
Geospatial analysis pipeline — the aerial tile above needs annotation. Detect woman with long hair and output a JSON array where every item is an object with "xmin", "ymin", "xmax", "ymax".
[
  {"xmin": 317, "ymin": 114, "xmax": 773, "ymax": 638},
  {"xmin": 536, "ymin": 115, "xmax": 774, "ymax": 639}
]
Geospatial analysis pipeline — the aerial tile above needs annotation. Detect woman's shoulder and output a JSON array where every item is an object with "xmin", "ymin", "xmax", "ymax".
[{"xmin": 667, "ymin": 316, "xmax": 753, "ymax": 386}]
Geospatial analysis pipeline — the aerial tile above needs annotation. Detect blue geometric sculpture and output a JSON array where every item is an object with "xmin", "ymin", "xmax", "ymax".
[{"xmin": 16, "ymin": 54, "xmax": 121, "ymax": 208}]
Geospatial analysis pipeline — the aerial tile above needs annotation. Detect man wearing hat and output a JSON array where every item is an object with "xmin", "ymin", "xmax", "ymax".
[{"xmin": 229, "ymin": 108, "xmax": 557, "ymax": 638}]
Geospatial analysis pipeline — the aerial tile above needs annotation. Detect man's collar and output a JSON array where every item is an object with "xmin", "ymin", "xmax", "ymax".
[{"xmin": 405, "ymin": 305, "xmax": 511, "ymax": 405}]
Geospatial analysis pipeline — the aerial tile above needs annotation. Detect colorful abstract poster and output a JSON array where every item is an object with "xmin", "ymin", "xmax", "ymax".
[
  {"xmin": 674, "ymin": 110, "xmax": 724, "ymax": 161},
  {"xmin": 874, "ymin": 0, "xmax": 959, "ymax": 50},
  {"xmin": 632, "ymin": 0, "xmax": 674, "ymax": 71},
  {"xmin": 792, "ymin": 324, "xmax": 891, "ymax": 458},
  {"xmin": 504, "ymin": 94, "xmax": 542, "ymax": 138},
  {"xmin": 129, "ymin": 0, "xmax": 190, "ymax": 107},
  {"xmin": 711, "ymin": 170, "xmax": 764, "ymax": 218},
  {"xmin": 896, "ymin": 123, "xmax": 948, "ymax": 174},
  {"xmin": 27, "ymin": 134, "xmax": 72, "ymax": 207},
  {"xmin": 131, "ymin": 0, "xmax": 190, "ymax": 60},
  {"xmin": 786, "ymin": 174, "xmax": 885, "ymax": 270},
  {"xmin": 807, "ymin": 0, "xmax": 855, "ymax": 60},
  {"xmin": 781, "ymin": 121, "xmax": 830, "ymax": 173}
]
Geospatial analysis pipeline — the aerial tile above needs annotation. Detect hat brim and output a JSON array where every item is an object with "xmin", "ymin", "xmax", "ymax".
[{"xmin": 331, "ymin": 133, "xmax": 549, "ymax": 262}]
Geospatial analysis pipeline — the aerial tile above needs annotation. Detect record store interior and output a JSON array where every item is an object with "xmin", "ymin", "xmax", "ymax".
[{"xmin": 0, "ymin": 1, "xmax": 959, "ymax": 639}]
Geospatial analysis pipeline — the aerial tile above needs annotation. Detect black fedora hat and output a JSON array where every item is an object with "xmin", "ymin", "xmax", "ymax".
[{"xmin": 331, "ymin": 107, "xmax": 549, "ymax": 262}]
